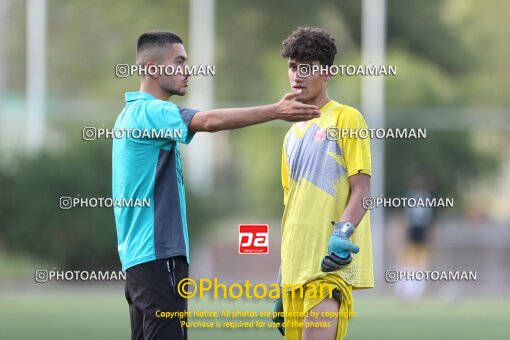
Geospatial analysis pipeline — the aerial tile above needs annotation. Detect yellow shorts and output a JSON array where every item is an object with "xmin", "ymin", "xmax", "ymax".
[{"xmin": 282, "ymin": 275, "xmax": 354, "ymax": 340}]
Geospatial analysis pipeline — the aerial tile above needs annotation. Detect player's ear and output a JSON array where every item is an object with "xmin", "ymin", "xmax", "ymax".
[
  {"xmin": 322, "ymin": 63, "xmax": 333, "ymax": 82},
  {"xmin": 145, "ymin": 61, "xmax": 160, "ymax": 79}
]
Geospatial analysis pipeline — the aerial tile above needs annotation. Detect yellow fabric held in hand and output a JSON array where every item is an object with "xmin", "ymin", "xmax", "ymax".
[{"xmin": 282, "ymin": 275, "xmax": 353, "ymax": 340}]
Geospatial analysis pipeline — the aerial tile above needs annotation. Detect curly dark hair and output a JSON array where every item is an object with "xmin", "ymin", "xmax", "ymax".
[{"xmin": 281, "ymin": 27, "xmax": 337, "ymax": 66}]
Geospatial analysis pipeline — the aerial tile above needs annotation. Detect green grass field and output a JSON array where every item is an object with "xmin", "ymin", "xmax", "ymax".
[{"xmin": 1, "ymin": 288, "xmax": 509, "ymax": 340}]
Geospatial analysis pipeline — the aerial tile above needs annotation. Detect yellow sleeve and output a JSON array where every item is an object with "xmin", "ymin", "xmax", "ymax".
[
  {"xmin": 281, "ymin": 142, "xmax": 289, "ymax": 206},
  {"xmin": 340, "ymin": 108, "xmax": 372, "ymax": 177}
]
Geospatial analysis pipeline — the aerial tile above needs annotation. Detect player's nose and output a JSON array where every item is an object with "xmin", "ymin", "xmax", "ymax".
[{"xmin": 292, "ymin": 72, "xmax": 303, "ymax": 82}]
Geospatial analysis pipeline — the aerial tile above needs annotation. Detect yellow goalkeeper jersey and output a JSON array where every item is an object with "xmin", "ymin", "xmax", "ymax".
[{"xmin": 280, "ymin": 100, "xmax": 374, "ymax": 289}]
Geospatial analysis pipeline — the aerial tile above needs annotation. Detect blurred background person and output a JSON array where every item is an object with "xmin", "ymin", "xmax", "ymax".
[{"xmin": 395, "ymin": 168, "xmax": 436, "ymax": 301}]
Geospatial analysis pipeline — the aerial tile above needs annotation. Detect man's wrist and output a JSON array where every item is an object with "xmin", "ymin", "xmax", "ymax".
[
  {"xmin": 332, "ymin": 221, "xmax": 355, "ymax": 238},
  {"xmin": 268, "ymin": 103, "xmax": 279, "ymax": 120}
]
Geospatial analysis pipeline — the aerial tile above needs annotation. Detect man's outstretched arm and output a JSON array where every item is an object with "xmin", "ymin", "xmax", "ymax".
[{"xmin": 189, "ymin": 91, "xmax": 320, "ymax": 132}]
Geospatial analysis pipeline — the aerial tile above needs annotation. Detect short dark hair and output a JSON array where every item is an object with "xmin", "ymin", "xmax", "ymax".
[
  {"xmin": 136, "ymin": 31, "xmax": 183, "ymax": 63},
  {"xmin": 281, "ymin": 27, "xmax": 337, "ymax": 66}
]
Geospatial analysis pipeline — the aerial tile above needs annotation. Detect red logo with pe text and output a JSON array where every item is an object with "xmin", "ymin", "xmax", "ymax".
[{"xmin": 239, "ymin": 224, "xmax": 269, "ymax": 254}]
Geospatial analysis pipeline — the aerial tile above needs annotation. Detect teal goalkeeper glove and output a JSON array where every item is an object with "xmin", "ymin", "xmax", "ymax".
[
  {"xmin": 272, "ymin": 297, "xmax": 285, "ymax": 336},
  {"xmin": 321, "ymin": 221, "xmax": 359, "ymax": 272}
]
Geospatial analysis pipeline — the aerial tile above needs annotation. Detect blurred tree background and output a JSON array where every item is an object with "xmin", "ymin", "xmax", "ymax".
[{"xmin": 0, "ymin": 0, "xmax": 507, "ymax": 269}]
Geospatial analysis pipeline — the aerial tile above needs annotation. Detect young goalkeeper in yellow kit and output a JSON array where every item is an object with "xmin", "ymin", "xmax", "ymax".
[{"xmin": 272, "ymin": 27, "xmax": 374, "ymax": 340}]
